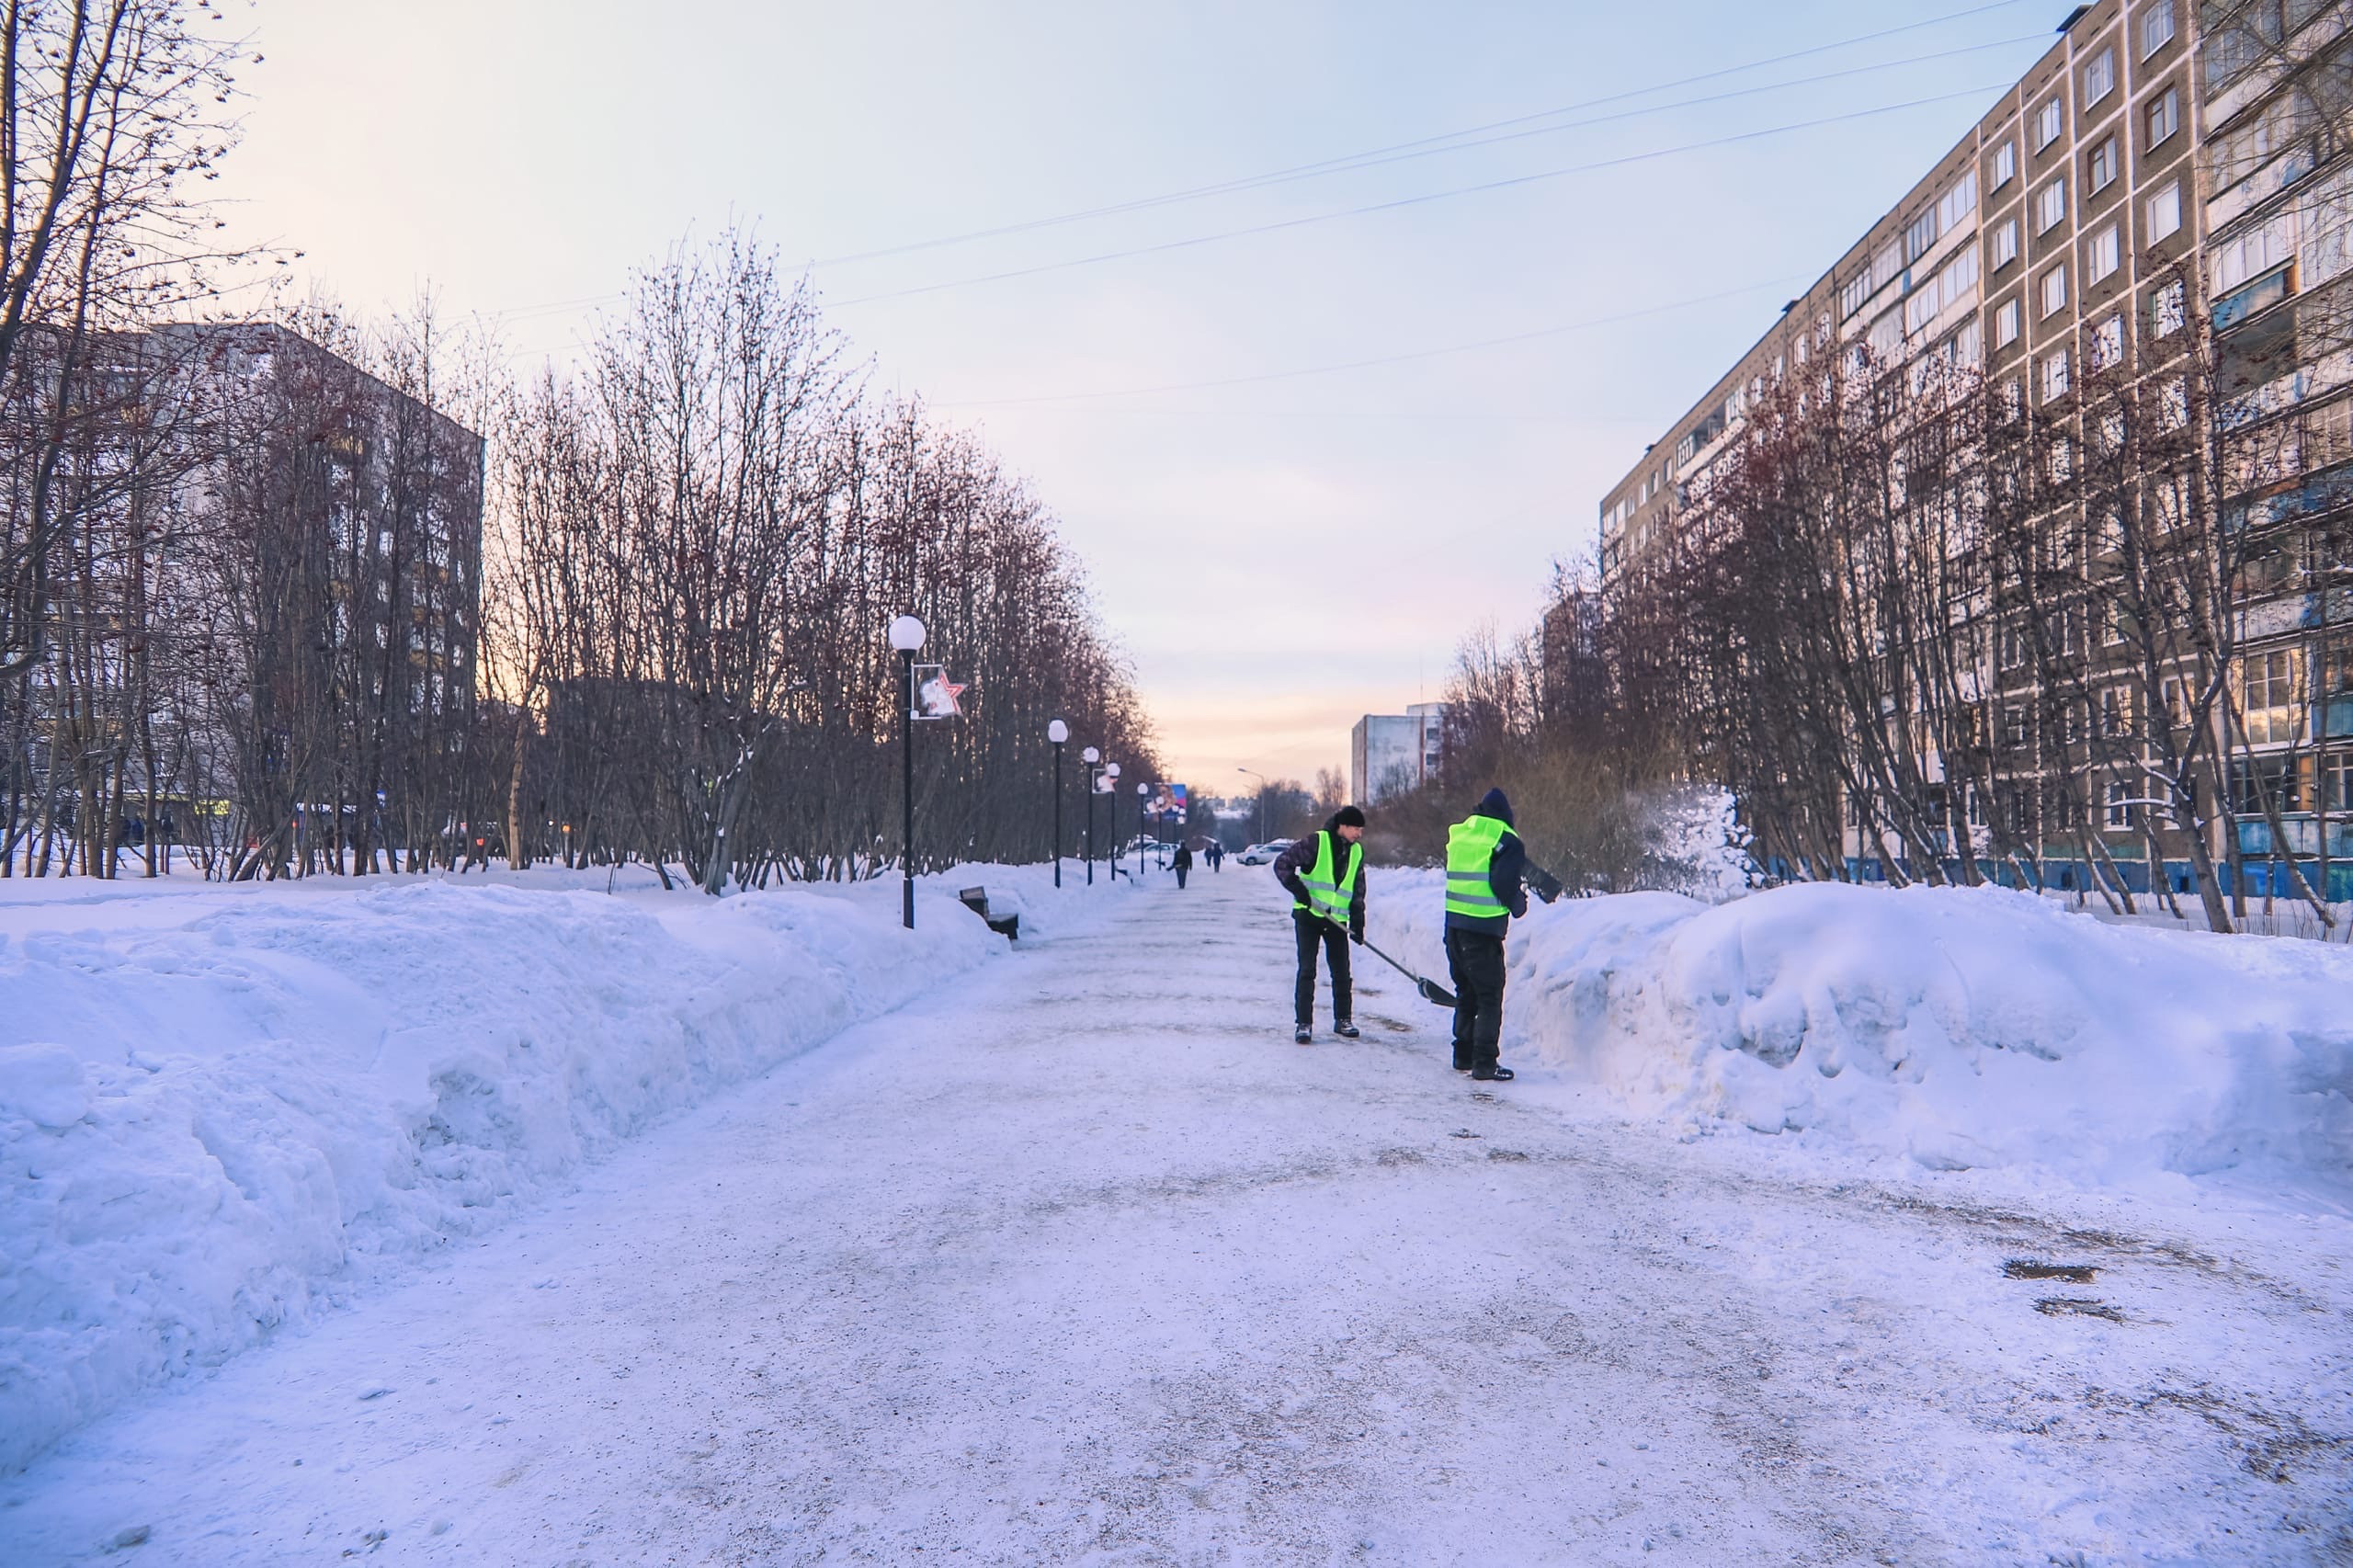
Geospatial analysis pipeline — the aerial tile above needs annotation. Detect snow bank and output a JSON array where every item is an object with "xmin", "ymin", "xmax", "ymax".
[
  {"xmin": 0, "ymin": 864, "xmax": 1113, "ymax": 1471},
  {"xmin": 1377, "ymin": 873, "xmax": 2353, "ymax": 1193}
]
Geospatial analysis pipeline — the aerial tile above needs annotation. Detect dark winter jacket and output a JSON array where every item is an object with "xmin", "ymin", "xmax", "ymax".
[
  {"xmin": 1444, "ymin": 787, "xmax": 1529, "ymax": 937},
  {"xmin": 1172, "ymin": 844, "xmax": 1193, "ymax": 869},
  {"xmin": 1275, "ymin": 815, "xmax": 1368, "ymax": 937}
]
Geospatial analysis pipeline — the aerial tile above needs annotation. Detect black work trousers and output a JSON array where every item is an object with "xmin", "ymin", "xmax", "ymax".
[
  {"xmin": 1445, "ymin": 927, "xmax": 1507, "ymax": 1072},
  {"xmin": 1176, "ymin": 866, "xmax": 1189, "ymax": 888},
  {"xmin": 1292, "ymin": 910, "xmax": 1352, "ymax": 1028}
]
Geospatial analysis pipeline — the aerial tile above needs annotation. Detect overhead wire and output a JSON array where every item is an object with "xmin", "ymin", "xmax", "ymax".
[
  {"xmin": 484, "ymin": 8, "xmax": 2045, "ymax": 330},
  {"xmin": 811, "ymin": 2, "xmax": 2044, "ymax": 267},
  {"xmin": 828, "ymin": 85, "xmax": 2013, "ymax": 307},
  {"xmin": 936, "ymin": 278, "xmax": 1809, "ymax": 408}
]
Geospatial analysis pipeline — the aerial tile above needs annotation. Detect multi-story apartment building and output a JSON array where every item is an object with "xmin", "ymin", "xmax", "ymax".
[
  {"xmin": 1594, "ymin": 1, "xmax": 2350, "ymax": 905},
  {"xmin": 1350, "ymin": 702, "xmax": 1447, "ymax": 803},
  {"xmin": 5, "ymin": 323, "xmax": 484, "ymax": 876}
]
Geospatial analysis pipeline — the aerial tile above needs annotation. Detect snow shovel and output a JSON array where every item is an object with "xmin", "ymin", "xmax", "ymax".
[{"xmin": 1332, "ymin": 922, "xmax": 1456, "ymax": 1009}]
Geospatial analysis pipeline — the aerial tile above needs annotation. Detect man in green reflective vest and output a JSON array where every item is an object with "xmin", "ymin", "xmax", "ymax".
[
  {"xmin": 1273, "ymin": 805, "xmax": 1368, "ymax": 1044},
  {"xmin": 1445, "ymin": 788, "xmax": 1529, "ymax": 1082}
]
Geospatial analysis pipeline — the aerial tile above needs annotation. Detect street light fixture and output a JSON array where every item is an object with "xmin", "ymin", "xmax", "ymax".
[
  {"xmin": 1082, "ymin": 746, "xmax": 1101, "ymax": 885},
  {"xmin": 1236, "ymin": 765, "xmax": 1267, "ymax": 847},
  {"xmin": 1048, "ymin": 719, "xmax": 1069, "ymax": 887},
  {"xmin": 888, "ymin": 614, "xmax": 926, "ymax": 929}
]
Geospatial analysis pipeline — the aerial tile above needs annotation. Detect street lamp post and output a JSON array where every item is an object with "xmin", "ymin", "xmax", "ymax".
[
  {"xmin": 1104, "ymin": 762, "xmax": 1122, "ymax": 879},
  {"xmin": 1135, "ymin": 780, "xmax": 1150, "ymax": 881},
  {"xmin": 888, "ymin": 614, "xmax": 927, "ymax": 929},
  {"xmin": 1236, "ymin": 765, "xmax": 1267, "ymax": 847},
  {"xmin": 1082, "ymin": 746, "xmax": 1100, "ymax": 885},
  {"xmin": 1048, "ymin": 719, "xmax": 1069, "ymax": 888}
]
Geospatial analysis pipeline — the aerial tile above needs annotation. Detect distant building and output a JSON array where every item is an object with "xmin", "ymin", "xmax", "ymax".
[{"xmin": 1350, "ymin": 702, "xmax": 1447, "ymax": 803}]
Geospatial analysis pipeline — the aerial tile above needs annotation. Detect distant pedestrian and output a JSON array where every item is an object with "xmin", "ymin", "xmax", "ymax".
[
  {"xmin": 1274, "ymin": 806, "xmax": 1367, "ymax": 1044},
  {"xmin": 1205, "ymin": 841, "xmax": 1224, "ymax": 873},
  {"xmin": 1173, "ymin": 841, "xmax": 1193, "ymax": 889},
  {"xmin": 1443, "ymin": 788, "xmax": 1529, "ymax": 1083}
]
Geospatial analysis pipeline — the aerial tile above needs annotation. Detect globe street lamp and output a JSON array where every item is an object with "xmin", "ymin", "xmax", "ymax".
[
  {"xmin": 1047, "ymin": 719, "xmax": 1069, "ymax": 888},
  {"xmin": 1104, "ymin": 761, "xmax": 1122, "ymax": 880},
  {"xmin": 1135, "ymin": 779, "xmax": 1151, "ymax": 881},
  {"xmin": 888, "ymin": 614, "xmax": 926, "ymax": 929},
  {"xmin": 1082, "ymin": 746, "xmax": 1101, "ymax": 885}
]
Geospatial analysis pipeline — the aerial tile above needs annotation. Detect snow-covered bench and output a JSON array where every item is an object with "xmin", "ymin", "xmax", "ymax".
[{"xmin": 958, "ymin": 886, "xmax": 1020, "ymax": 942}]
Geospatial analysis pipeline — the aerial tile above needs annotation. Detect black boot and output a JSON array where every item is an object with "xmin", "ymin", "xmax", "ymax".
[
  {"xmin": 1470, "ymin": 1064, "xmax": 1515, "ymax": 1082},
  {"xmin": 1334, "ymin": 1020, "xmax": 1360, "ymax": 1039},
  {"xmin": 1294, "ymin": 1027, "xmax": 1313, "ymax": 1044}
]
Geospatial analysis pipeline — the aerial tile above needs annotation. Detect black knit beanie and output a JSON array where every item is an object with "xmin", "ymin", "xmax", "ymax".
[{"xmin": 1333, "ymin": 804, "xmax": 1367, "ymax": 828}]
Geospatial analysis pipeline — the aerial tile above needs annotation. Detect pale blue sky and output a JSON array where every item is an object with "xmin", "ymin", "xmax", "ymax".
[{"xmin": 220, "ymin": 1, "xmax": 2065, "ymax": 790}]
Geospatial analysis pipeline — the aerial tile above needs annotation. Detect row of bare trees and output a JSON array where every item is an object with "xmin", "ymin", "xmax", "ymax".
[
  {"xmin": 0, "ymin": 6, "xmax": 1158, "ymax": 887},
  {"xmin": 485, "ymin": 233, "xmax": 1157, "ymax": 891},
  {"xmin": 1442, "ymin": 243, "xmax": 2348, "ymax": 931}
]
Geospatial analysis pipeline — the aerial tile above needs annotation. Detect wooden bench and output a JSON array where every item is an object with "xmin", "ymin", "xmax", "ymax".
[{"xmin": 957, "ymin": 887, "xmax": 1020, "ymax": 942}]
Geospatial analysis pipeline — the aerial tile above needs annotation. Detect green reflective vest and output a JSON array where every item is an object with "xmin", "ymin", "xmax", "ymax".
[
  {"xmin": 1445, "ymin": 814, "xmax": 1511, "ymax": 920},
  {"xmin": 1293, "ymin": 830, "xmax": 1362, "ymax": 925}
]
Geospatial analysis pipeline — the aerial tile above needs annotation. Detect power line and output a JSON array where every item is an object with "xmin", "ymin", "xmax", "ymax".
[
  {"xmin": 829, "ymin": 85, "xmax": 2010, "ymax": 307},
  {"xmin": 936, "ymin": 278, "xmax": 1806, "ymax": 408},
  {"xmin": 810, "ymin": 0, "xmax": 2041, "ymax": 267},
  {"xmin": 483, "ymin": 7, "xmax": 2041, "ymax": 331}
]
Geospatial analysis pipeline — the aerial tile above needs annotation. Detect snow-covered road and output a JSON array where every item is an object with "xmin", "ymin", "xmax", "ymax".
[{"xmin": 4, "ymin": 871, "xmax": 2347, "ymax": 1564}]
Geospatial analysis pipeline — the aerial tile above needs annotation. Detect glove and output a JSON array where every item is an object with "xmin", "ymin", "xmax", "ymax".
[{"xmin": 1348, "ymin": 918, "xmax": 1365, "ymax": 945}]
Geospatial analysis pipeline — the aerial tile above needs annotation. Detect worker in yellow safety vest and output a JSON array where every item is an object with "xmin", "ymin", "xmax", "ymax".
[
  {"xmin": 1272, "ymin": 806, "xmax": 1367, "ymax": 1044},
  {"xmin": 1444, "ymin": 789, "xmax": 1529, "ymax": 1082}
]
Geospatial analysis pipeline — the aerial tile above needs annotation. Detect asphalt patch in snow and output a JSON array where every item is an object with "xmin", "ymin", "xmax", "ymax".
[
  {"xmin": 2004, "ymin": 1260, "xmax": 2100, "ymax": 1283},
  {"xmin": 2034, "ymin": 1296, "xmax": 2126, "ymax": 1322}
]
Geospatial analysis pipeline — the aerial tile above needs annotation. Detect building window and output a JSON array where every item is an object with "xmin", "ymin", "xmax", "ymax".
[
  {"xmin": 1995, "ymin": 296, "xmax": 2022, "ymax": 346},
  {"xmin": 2042, "ymin": 262, "xmax": 2069, "ymax": 316},
  {"xmin": 1994, "ymin": 139, "xmax": 2018, "ymax": 188},
  {"xmin": 2036, "ymin": 96, "xmax": 2064, "ymax": 150},
  {"xmin": 2105, "ymin": 779, "xmax": 2137, "ymax": 829},
  {"xmin": 1940, "ymin": 245, "xmax": 1980, "ymax": 301},
  {"xmin": 2147, "ymin": 86, "xmax": 2179, "ymax": 148},
  {"xmin": 2147, "ymin": 180, "xmax": 2182, "ymax": 242},
  {"xmin": 2002, "ymin": 702, "xmax": 2029, "ymax": 745},
  {"xmin": 2038, "ymin": 177, "xmax": 2069, "ymax": 234},
  {"xmin": 1906, "ymin": 277, "xmax": 1941, "ymax": 335},
  {"xmin": 2153, "ymin": 278, "xmax": 2187, "ymax": 336},
  {"xmin": 1840, "ymin": 271, "xmax": 1870, "ymax": 320},
  {"xmin": 1991, "ymin": 217, "xmax": 2020, "ymax": 270},
  {"xmin": 2236, "ymin": 649, "xmax": 2303, "ymax": 746},
  {"xmin": 2158, "ymin": 377, "xmax": 2188, "ymax": 428},
  {"xmin": 2001, "ymin": 377, "xmax": 2025, "ymax": 421},
  {"xmin": 2042, "ymin": 346, "xmax": 2071, "ymax": 401},
  {"xmin": 2085, "ymin": 47, "xmax": 2116, "ymax": 106},
  {"xmin": 1939, "ymin": 169, "xmax": 1978, "ymax": 232},
  {"xmin": 1906, "ymin": 208, "xmax": 1939, "ymax": 263},
  {"xmin": 2089, "ymin": 135, "xmax": 2119, "ymax": 193},
  {"xmin": 2143, "ymin": 1, "xmax": 2176, "ymax": 57},
  {"xmin": 1871, "ymin": 239, "xmax": 1904, "ymax": 293},
  {"xmin": 2087, "ymin": 223, "xmax": 2120, "ymax": 284},
  {"xmin": 2090, "ymin": 312, "xmax": 2125, "ymax": 369}
]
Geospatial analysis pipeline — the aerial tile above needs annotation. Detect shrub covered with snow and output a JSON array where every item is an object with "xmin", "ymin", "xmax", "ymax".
[
  {"xmin": 1379, "ymin": 874, "xmax": 2353, "ymax": 1192},
  {"xmin": 0, "ymin": 866, "xmax": 1101, "ymax": 1471}
]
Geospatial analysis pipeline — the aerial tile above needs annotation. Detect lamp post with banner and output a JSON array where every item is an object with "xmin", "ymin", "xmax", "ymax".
[
  {"xmin": 1135, "ymin": 779, "xmax": 1150, "ymax": 880},
  {"xmin": 1103, "ymin": 762, "xmax": 1122, "ymax": 878},
  {"xmin": 1082, "ymin": 746, "xmax": 1100, "ymax": 885},
  {"xmin": 888, "ymin": 615, "xmax": 927, "ymax": 928},
  {"xmin": 1048, "ymin": 720, "xmax": 1069, "ymax": 888}
]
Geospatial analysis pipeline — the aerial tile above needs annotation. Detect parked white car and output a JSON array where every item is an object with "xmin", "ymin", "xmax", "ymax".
[{"xmin": 1235, "ymin": 840, "xmax": 1291, "ymax": 866}]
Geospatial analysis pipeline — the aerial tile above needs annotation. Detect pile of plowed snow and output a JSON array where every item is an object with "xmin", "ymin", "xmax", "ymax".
[
  {"xmin": 1378, "ymin": 875, "xmax": 2353, "ymax": 1191},
  {"xmin": 0, "ymin": 865, "xmax": 1108, "ymax": 1471}
]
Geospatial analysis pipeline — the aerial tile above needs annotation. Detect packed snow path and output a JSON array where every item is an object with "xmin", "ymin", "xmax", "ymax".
[{"xmin": 4, "ymin": 872, "xmax": 2347, "ymax": 1565}]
